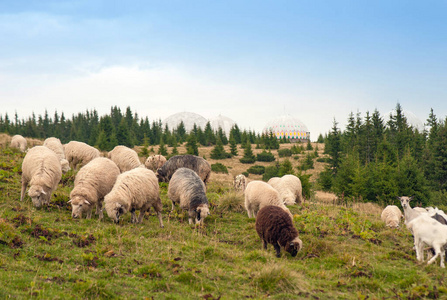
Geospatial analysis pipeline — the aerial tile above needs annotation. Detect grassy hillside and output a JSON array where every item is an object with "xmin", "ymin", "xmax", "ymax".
[{"xmin": 0, "ymin": 141, "xmax": 446, "ymax": 299}]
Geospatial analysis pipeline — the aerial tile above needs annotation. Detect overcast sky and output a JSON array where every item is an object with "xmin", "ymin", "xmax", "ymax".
[{"xmin": 1, "ymin": 1, "xmax": 446, "ymax": 139}]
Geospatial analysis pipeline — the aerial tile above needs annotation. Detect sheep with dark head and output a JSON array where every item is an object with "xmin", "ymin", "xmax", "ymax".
[
  {"xmin": 156, "ymin": 155, "xmax": 211, "ymax": 184},
  {"xmin": 255, "ymin": 205, "xmax": 303, "ymax": 258},
  {"xmin": 168, "ymin": 168, "xmax": 210, "ymax": 225}
]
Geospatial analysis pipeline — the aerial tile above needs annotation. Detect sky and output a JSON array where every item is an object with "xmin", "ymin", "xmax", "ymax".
[{"xmin": 1, "ymin": 1, "xmax": 447, "ymax": 139}]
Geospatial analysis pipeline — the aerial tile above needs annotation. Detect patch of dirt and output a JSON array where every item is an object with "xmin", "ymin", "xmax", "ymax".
[
  {"xmin": 72, "ymin": 234, "xmax": 96, "ymax": 247},
  {"xmin": 11, "ymin": 214, "xmax": 31, "ymax": 227},
  {"xmin": 35, "ymin": 253, "xmax": 63, "ymax": 263}
]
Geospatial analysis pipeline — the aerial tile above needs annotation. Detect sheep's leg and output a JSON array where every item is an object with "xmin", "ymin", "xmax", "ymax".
[
  {"xmin": 20, "ymin": 180, "xmax": 27, "ymax": 201},
  {"xmin": 97, "ymin": 201, "xmax": 104, "ymax": 220},
  {"xmin": 247, "ymin": 210, "xmax": 252, "ymax": 218},
  {"xmin": 130, "ymin": 208, "xmax": 137, "ymax": 223},
  {"xmin": 274, "ymin": 243, "xmax": 281, "ymax": 258},
  {"xmin": 440, "ymin": 249, "xmax": 446, "ymax": 268},
  {"xmin": 414, "ymin": 236, "xmax": 423, "ymax": 261},
  {"xmin": 86, "ymin": 207, "xmax": 93, "ymax": 219},
  {"xmin": 156, "ymin": 210, "xmax": 164, "ymax": 228},
  {"xmin": 263, "ymin": 240, "xmax": 268, "ymax": 250},
  {"xmin": 138, "ymin": 203, "xmax": 151, "ymax": 223}
]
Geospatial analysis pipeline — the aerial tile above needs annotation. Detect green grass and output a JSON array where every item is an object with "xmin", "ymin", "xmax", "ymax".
[{"xmin": 1, "ymin": 146, "xmax": 447, "ymax": 299}]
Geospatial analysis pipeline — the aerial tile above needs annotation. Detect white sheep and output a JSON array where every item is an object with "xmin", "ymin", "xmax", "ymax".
[
  {"xmin": 108, "ymin": 145, "xmax": 142, "ymax": 173},
  {"xmin": 64, "ymin": 141, "xmax": 100, "ymax": 170},
  {"xmin": 21, "ymin": 146, "xmax": 62, "ymax": 207},
  {"xmin": 268, "ymin": 174, "xmax": 303, "ymax": 205},
  {"xmin": 407, "ymin": 214, "xmax": 447, "ymax": 268},
  {"xmin": 244, "ymin": 180, "xmax": 293, "ymax": 219},
  {"xmin": 233, "ymin": 174, "xmax": 247, "ymax": 192},
  {"xmin": 104, "ymin": 168, "xmax": 163, "ymax": 227},
  {"xmin": 145, "ymin": 154, "xmax": 167, "ymax": 172},
  {"xmin": 68, "ymin": 157, "xmax": 120, "ymax": 219},
  {"xmin": 43, "ymin": 137, "xmax": 70, "ymax": 173},
  {"xmin": 168, "ymin": 168, "xmax": 210, "ymax": 225},
  {"xmin": 11, "ymin": 135, "xmax": 27, "ymax": 152},
  {"xmin": 381, "ymin": 205, "xmax": 403, "ymax": 228}
]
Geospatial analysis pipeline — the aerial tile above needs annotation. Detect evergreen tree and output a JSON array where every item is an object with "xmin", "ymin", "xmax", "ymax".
[
  {"xmin": 186, "ymin": 134, "xmax": 199, "ymax": 156},
  {"xmin": 229, "ymin": 124, "xmax": 242, "ymax": 144},
  {"xmin": 326, "ymin": 119, "xmax": 342, "ymax": 174},
  {"xmin": 279, "ymin": 159, "xmax": 294, "ymax": 176},
  {"xmin": 229, "ymin": 136, "xmax": 238, "ymax": 156},
  {"xmin": 96, "ymin": 115, "xmax": 117, "ymax": 151},
  {"xmin": 158, "ymin": 139, "xmax": 168, "ymax": 156},
  {"xmin": 203, "ymin": 122, "xmax": 216, "ymax": 146},
  {"xmin": 116, "ymin": 118, "xmax": 132, "ymax": 147},
  {"xmin": 210, "ymin": 136, "xmax": 230, "ymax": 159},
  {"xmin": 176, "ymin": 121, "xmax": 187, "ymax": 143},
  {"xmin": 239, "ymin": 141, "xmax": 255, "ymax": 164}
]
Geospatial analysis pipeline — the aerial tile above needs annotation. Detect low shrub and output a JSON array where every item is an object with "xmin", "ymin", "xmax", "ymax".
[
  {"xmin": 239, "ymin": 157, "xmax": 256, "ymax": 164},
  {"xmin": 262, "ymin": 165, "xmax": 280, "ymax": 181},
  {"xmin": 256, "ymin": 151, "xmax": 275, "ymax": 162},
  {"xmin": 211, "ymin": 163, "xmax": 228, "ymax": 174},
  {"xmin": 247, "ymin": 165, "xmax": 265, "ymax": 175},
  {"xmin": 278, "ymin": 148, "xmax": 292, "ymax": 157}
]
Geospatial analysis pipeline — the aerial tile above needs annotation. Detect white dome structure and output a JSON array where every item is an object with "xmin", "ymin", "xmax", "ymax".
[
  {"xmin": 263, "ymin": 115, "xmax": 310, "ymax": 142},
  {"xmin": 209, "ymin": 115, "xmax": 235, "ymax": 136},
  {"xmin": 163, "ymin": 112, "xmax": 208, "ymax": 132},
  {"xmin": 386, "ymin": 109, "xmax": 425, "ymax": 132}
]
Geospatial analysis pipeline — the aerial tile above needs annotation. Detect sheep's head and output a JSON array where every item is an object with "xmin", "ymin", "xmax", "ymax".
[
  {"xmin": 156, "ymin": 168, "xmax": 168, "ymax": 183},
  {"xmin": 285, "ymin": 237, "xmax": 303, "ymax": 257},
  {"xmin": 60, "ymin": 159, "xmax": 71, "ymax": 174},
  {"xmin": 68, "ymin": 196, "xmax": 92, "ymax": 219},
  {"xmin": 387, "ymin": 220, "xmax": 400, "ymax": 228},
  {"xmin": 195, "ymin": 204, "xmax": 210, "ymax": 225},
  {"xmin": 398, "ymin": 196, "xmax": 413, "ymax": 209},
  {"xmin": 105, "ymin": 202, "xmax": 126, "ymax": 224},
  {"xmin": 28, "ymin": 185, "xmax": 49, "ymax": 208}
]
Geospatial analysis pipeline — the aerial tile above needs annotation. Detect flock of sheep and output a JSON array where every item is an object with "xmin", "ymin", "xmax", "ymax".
[
  {"xmin": 381, "ymin": 197, "xmax": 447, "ymax": 268},
  {"xmin": 12, "ymin": 133, "xmax": 447, "ymax": 263},
  {"xmin": 11, "ymin": 134, "xmax": 305, "ymax": 258}
]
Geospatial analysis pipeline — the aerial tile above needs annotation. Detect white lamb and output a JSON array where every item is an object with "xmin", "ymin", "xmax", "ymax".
[
  {"xmin": 108, "ymin": 145, "xmax": 142, "ymax": 173},
  {"xmin": 69, "ymin": 157, "xmax": 120, "ymax": 219},
  {"xmin": 145, "ymin": 154, "xmax": 167, "ymax": 172},
  {"xmin": 381, "ymin": 205, "xmax": 403, "ymax": 228},
  {"xmin": 407, "ymin": 214, "xmax": 447, "ymax": 268},
  {"xmin": 268, "ymin": 174, "xmax": 303, "ymax": 205},
  {"xmin": 244, "ymin": 180, "xmax": 293, "ymax": 219},
  {"xmin": 233, "ymin": 174, "xmax": 247, "ymax": 192},
  {"xmin": 21, "ymin": 146, "xmax": 62, "ymax": 207},
  {"xmin": 64, "ymin": 141, "xmax": 100, "ymax": 170},
  {"xmin": 11, "ymin": 135, "xmax": 27, "ymax": 152},
  {"xmin": 104, "ymin": 168, "xmax": 163, "ymax": 227},
  {"xmin": 43, "ymin": 137, "xmax": 70, "ymax": 173}
]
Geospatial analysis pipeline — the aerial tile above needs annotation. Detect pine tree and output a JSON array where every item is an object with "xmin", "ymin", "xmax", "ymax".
[
  {"xmin": 326, "ymin": 119, "xmax": 342, "ymax": 174},
  {"xmin": 279, "ymin": 159, "xmax": 294, "ymax": 176},
  {"xmin": 116, "ymin": 118, "xmax": 132, "ymax": 147},
  {"xmin": 229, "ymin": 136, "xmax": 238, "ymax": 156},
  {"xmin": 210, "ymin": 137, "xmax": 229, "ymax": 159},
  {"xmin": 96, "ymin": 115, "xmax": 117, "ymax": 151},
  {"xmin": 239, "ymin": 141, "xmax": 255, "ymax": 164},
  {"xmin": 158, "ymin": 139, "xmax": 168, "ymax": 156},
  {"xmin": 186, "ymin": 134, "xmax": 199, "ymax": 156}
]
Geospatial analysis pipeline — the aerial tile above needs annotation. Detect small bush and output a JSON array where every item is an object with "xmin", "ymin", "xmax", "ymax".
[
  {"xmin": 211, "ymin": 163, "xmax": 228, "ymax": 174},
  {"xmin": 239, "ymin": 157, "xmax": 256, "ymax": 164},
  {"xmin": 290, "ymin": 145, "xmax": 302, "ymax": 154},
  {"xmin": 262, "ymin": 165, "xmax": 279, "ymax": 181},
  {"xmin": 242, "ymin": 172, "xmax": 249, "ymax": 177},
  {"xmin": 316, "ymin": 157, "xmax": 330, "ymax": 163},
  {"xmin": 247, "ymin": 165, "xmax": 266, "ymax": 175},
  {"xmin": 278, "ymin": 148, "xmax": 292, "ymax": 157},
  {"xmin": 256, "ymin": 151, "xmax": 275, "ymax": 162}
]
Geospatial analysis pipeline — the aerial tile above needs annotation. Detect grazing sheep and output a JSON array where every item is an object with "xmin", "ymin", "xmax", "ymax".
[
  {"xmin": 69, "ymin": 158, "xmax": 120, "ymax": 219},
  {"xmin": 43, "ymin": 137, "xmax": 70, "ymax": 173},
  {"xmin": 168, "ymin": 168, "xmax": 210, "ymax": 225},
  {"xmin": 255, "ymin": 205, "xmax": 303, "ymax": 258},
  {"xmin": 64, "ymin": 141, "xmax": 100, "ymax": 170},
  {"xmin": 399, "ymin": 196, "xmax": 423, "ymax": 227},
  {"xmin": 407, "ymin": 214, "xmax": 447, "ymax": 268},
  {"xmin": 381, "ymin": 205, "xmax": 403, "ymax": 228},
  {"xmin": 21, "ymin": 146, "xmax": 62, "ymax": 207},
  {"xmin": 145, "ymin": 154, "xmax": 167, "ymax": 172},
  {"xmin": 108, "ymin": 145, "xmax": 142, "ymax": 173},
  {"xmin": 104, "ymin": 168, "xmax": 163, "ymax": 227},
  {"xmin": 233, "ymin": 174, "xmax": 247, "ymax": 192},
  {"xmin": 156, "ymin": 155, "xmax": 211, "ymax": 184},
  {"xmin": 11, "ymin": 134, "xmax": 27, "ymax": 152},
  {"xmin": 413, "ymin": 207, "xmax": 428, "ymax": 213},
  {"xmin": 268, "ymin": 174, "xmax": 303, "ymax": 205},
  {"xmin": 244, "ymin": 180, "xmax": 293, "ymax": 219}
]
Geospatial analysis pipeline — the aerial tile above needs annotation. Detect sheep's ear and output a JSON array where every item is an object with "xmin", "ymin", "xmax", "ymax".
[
  {"xmin": 115, "ymin": 203, "xmax": 122, "ymax": 208},
  {"xmin": 197, "ymin": 209, "xmax": 201, "ymax": 221},
  {"xmin": 84, "ymin": 200, "xmax": 91, "ymax": 205},
  {"xmin": 41, "ymin": 189, "xmax": 47, "ymax": 195},
  {"xmin": 409, "ymin": 196, "xmax": 414, "ymax": 201},
  {"xmin": 396, "ymin": 196, "xmax": 401, "ymax": 200},
  {"xmin": 68, "ymin": 199, "xmax": 72, "ymax": 203}
]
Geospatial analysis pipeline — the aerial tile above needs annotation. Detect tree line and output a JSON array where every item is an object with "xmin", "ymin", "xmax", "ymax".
[
  {"xmin": 321, "ymin": 103, "xmax": 447, "ymax": 207},
  {"xmin": 0, "ymin": 106, "xmax": 283, "ymax": 152}
]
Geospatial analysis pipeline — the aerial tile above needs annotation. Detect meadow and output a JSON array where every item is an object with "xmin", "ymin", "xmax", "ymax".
[{"xmin": 0, "ymin": 137, "xmax": 446, "ymax": 299}]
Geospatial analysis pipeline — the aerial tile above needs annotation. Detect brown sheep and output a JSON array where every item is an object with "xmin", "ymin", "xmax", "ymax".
[{"xmin": 255, "ymin": 205, "xmax": 302, "ymax": 258}]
